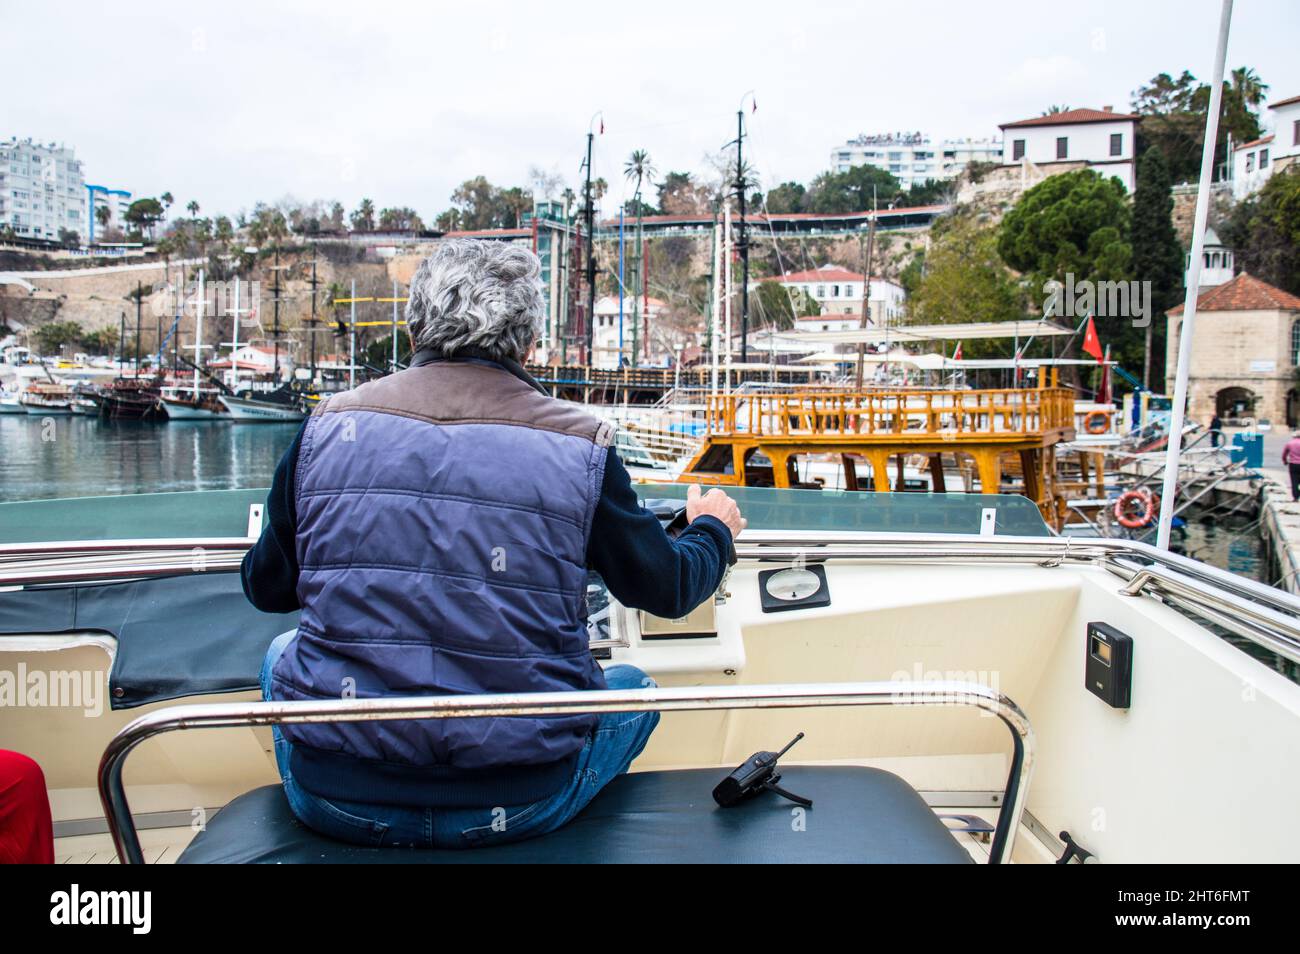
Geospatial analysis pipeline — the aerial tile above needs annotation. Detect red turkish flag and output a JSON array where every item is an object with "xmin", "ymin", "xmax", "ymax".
[
  {"xmin": 1082, "ymin": 314, "xmax": 1103, "ymax": 362},
  {"xmin": 952, "ymin": 341, "xmax": 962, "ymax": 361}
]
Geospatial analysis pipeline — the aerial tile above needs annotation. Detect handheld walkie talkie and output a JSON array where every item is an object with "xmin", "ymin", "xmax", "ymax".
[{"xmin": 712, "ymin": 732, "xmax": 812, "ymax": 808}]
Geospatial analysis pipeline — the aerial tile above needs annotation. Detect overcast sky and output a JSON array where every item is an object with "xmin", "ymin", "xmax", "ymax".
[{"xmin": 4, "ymin": 0, "xmax": 1297, "ymax": 220}]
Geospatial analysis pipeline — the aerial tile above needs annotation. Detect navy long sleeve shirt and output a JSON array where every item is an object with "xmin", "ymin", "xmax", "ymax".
[{"xmin": 241, "ymin": 421, "xmax": 731, "ymax": 622}]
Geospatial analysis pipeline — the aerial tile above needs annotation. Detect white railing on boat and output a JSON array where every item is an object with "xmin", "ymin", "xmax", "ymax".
[
  {"xmin": 97, "ymin": 680, "xmax": 1033, "ymax": 866},
  {"xmin": 6, "ymin": 529, "xmax": 1300, "ymax": 666}
]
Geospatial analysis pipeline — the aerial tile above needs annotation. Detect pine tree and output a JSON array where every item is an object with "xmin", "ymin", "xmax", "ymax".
[{"xmin": 1131, "ymin": 147, "xmax": 1185, "ymax": 390}]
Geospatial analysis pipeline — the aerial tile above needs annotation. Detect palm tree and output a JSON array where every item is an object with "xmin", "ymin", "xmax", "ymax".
[
  {"xmin": 351, "ymin": 198, "xmax": 375, "ymax": 232},
  {"xmin": 214, "ymin": 215, "xmax": 234, "ymax": 248},
  {"xmin": 623, "ymin": 150, "xmax": 657, "ymax": 366},
  {"xmin": 156, "ymin": 235, "xmax": 174, "ymax": 276},
  {"xmin": 1229, "ymin": 67, "xmax": 1268, "ymax": 108},
  {"xmin": 186, "ymin": 200, "xmax": 200, "ymax": 218},
  {"xmin": 624, "ymin": 150, "xmax": 657, "ymax": 201}
]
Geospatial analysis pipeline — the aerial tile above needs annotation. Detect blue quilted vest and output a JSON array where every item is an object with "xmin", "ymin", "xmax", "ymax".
[{"xmin": 270, "ymin": 358, "xmax": 613, "ymax": 807}]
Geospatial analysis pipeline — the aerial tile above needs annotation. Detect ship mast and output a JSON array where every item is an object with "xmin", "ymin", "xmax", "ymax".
[
  {"xmin": 582, "ymin": 112, "xmax": 601, "ymax": 367},
  {"xmin": 1155, "ymin": 0, "xmax": 1233, "ymax": 549},
  {"xmin": 270, "ymin": 247, "xmax": 285, "ymax": 384},
  {"xmin": 192, "ymin": 269, "xmax": 204, "ymax": 400}
]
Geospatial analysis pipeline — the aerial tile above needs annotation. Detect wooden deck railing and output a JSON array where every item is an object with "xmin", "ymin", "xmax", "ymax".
[{"xmin": 704, "ymin": 388, "xmax": 1076, "ymax": 440}]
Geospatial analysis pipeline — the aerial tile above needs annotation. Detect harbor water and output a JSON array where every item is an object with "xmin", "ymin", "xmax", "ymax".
[
  {"xmin": 0, "ymin": 415, "xmax": 300, "ymax": 502},
  {"xmin": 1175, "ymin": 515, "xmax": 1266, "ymax": 583},
  {"xmin": 0, "ymin": 413, "xmax": 1273, "ymax": 594}
]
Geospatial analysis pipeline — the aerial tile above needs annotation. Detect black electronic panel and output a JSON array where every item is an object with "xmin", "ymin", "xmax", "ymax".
[{"xmin": 1085, "ymin": 622, "xmax": 1132, "ymax": 709}]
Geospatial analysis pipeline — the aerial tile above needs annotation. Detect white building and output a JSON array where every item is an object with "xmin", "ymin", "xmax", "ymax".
[
  {"xmin": 590, "ymin": 295, "xmax": 668, "ymax": 369},
  {"xmin": 1230, "ymin": 94, "xmax": 1300, "ymax": 200},
  {"xmin": 938, "ymin": 138, "xmax": 1003, "ymax": 179},
  {"xmin": 830, "ymin": 133, "xmax": 938, "ymax": 191},
  {"xmin": 1231, "ymin": 136, "xmax": 1274, "ymax": 200},
  {"xmin": 1186, "ymin": 228, "xmax": 1234, "ymax": 289},
  {"xmin": 774, "ymin": 266, "xmax": 906, "ymax": 325},
  {"xmin": 1272, "ymin": 94, "xmax": 1300, "ymax": 172},
  {"xmin": 830, "ymin": 133, "xmax": 1001, "ymax": 190},
  {"xmin": 0, "ymin": 138, "xmax": 87, "ymax": 242},
  {"xmin": 792, "ymin": 313, "xmax": 861, "ymax": 333},
  {"xmin": 999, "ymin": 107, "xmax": 1139, "ymax": 193},
  {"xmin": 86, "ymin": 184, "xmax": 132, "ymax": 242},
  {"xmin": 209, "ymin": 344, "xmax": 294, "ymax": 385}
]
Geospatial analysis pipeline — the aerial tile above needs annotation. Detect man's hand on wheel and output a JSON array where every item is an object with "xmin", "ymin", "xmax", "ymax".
[{"xmin": 686, "ymin": 483, "xmax": 747, "ymax": 539}]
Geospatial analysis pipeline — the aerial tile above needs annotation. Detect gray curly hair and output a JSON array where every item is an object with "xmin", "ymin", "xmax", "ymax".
[{"xmin": 405, "ymin": 240, "xmax": 544, "ymax": 361}]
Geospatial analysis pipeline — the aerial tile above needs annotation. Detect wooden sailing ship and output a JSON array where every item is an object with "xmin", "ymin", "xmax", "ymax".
[{"xmin": 676, "ymin": 377, "xmax": 1077, "ymax": 530}]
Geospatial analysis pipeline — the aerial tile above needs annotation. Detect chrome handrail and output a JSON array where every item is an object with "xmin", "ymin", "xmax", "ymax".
[
  {"xmin": 1110, "ymin": 558, "xmax": 1300, "ymax": 664},
  {"xmin": 98, "ymin": 680, "xmax": 1033, "ymax": 866},
  {"xmin": 732, "ymin": 531, "xmax": 1300, "ymax": 666},
  {"xmin": 9, "ymin": 528, "xmax": 1300, "ymax": 664}
]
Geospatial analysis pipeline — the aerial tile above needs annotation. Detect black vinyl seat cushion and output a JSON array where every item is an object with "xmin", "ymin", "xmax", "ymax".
[{"xmin": 178, "ymin": 766, "xmax": 973, "ymax": 864}]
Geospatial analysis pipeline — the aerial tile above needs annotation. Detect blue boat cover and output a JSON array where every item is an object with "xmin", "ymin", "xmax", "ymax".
[{"xmin": 0, "ymin": 574, "xmax": 297, "ymax": 709}]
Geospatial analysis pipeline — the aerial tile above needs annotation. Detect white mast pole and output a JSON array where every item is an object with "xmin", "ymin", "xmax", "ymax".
[
  {"xmin": 349, "ymin": 279, "xmax": 357, "ymax": 390},
  {"xmin": 723, "ymin": 202, "xmax": 733, "ymax": 395},
  {"xmin": 1156, "ymin": 0, "xmax": 1233, "ymax": 550},
  {"xmin": 711, "ymin": 219, "xmax": 721, "ymax": 399},
  {"xmin": 231, "ymin": 277, "xmax": 240, "ymax": 394},
  {"xmin": 193, "ymin": 269, "xmax": 204, "ymax": 400}
]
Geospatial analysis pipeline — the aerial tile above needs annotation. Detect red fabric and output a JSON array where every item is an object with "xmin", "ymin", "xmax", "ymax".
[
  {"xmin": 0, "ymin": 751, "xmax": 54, "ymax": 864},
  {"xmin": 1097, "ymin": 346, "xmax": 1112, "ymax": 404},
  {"xmin": 1082, "ymin": 315, "xmax": 1104, "ymax": 362}
]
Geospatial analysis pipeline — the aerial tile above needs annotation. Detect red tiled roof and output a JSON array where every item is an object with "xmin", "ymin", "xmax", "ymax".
[
  {"xmin": 1168, "ymin": 272, "xmax": 1300, "ymax": 315},
  {"xmin": 1235, "ymin": 134, "xmax": 1275, "ymax": 150},
  {"xmin": 1270, "ymin": 94, "xmax": 1300, "ymax": 109},
  {"xmin": 444, "ymin": 228, "xmax": 530, "ymax": 238},
  {"xmin": 1000, "ymin": 108, "xmax": 1139, "ymax": 129},
  {"xmin": 776, "ymin": 267, "xmax": 866, "ymax": 283},
  {"xmin": 209, "ymin": 359, "xmax": 270, "ymax": 370},
  {"xmin": 594, "ymin": 295, "xmax": 668, "ymax": 311}
]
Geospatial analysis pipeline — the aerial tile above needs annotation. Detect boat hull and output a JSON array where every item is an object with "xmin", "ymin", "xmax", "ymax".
[
  {"xmin": 218, "ymin": 394, "xmax": 306, "ymax": 422},
  {"xmin": 161, "ymin": 396, "xmax": 229, "ymax": 420},
  {"xmin": 100, "ymin": 389, "xmax": 164, "ymax": 421}
]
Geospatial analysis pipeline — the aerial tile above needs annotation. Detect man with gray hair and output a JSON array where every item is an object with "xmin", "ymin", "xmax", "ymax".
[{"xmin": 242, "ymin": 239, "xmax": 743, "ymax": 849}]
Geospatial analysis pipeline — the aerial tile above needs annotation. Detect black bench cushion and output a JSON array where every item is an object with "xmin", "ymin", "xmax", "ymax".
[{"xmin": 178, "ymin": 766, "xmax": 973, "ymax": 864}]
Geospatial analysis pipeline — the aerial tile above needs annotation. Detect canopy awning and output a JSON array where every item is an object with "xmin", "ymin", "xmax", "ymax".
[{"xmin": 774, "ymin": 320, "xmax": 1074, "ymax": 346}]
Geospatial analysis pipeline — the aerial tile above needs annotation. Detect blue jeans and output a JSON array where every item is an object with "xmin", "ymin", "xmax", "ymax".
[{"xmin": 259, "ymin": 631, "xmax": 660, "ymax": 849}]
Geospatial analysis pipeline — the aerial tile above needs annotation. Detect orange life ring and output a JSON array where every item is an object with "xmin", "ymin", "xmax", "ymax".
[
  {"xmin": 1114, "ymin": 489, "xmax": 1157, "ymax": 529},
  {"xmin": 1084, "ymin": 410, "xmax": 1110, "ymax": 435}
]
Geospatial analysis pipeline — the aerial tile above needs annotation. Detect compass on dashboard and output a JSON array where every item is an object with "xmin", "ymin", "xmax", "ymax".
[{"xmin": 758, "ymin": 564, "xmax": 831, "ymax": 613}]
